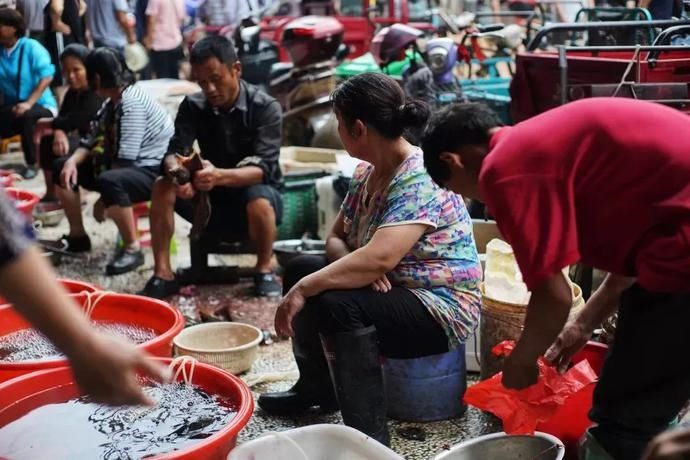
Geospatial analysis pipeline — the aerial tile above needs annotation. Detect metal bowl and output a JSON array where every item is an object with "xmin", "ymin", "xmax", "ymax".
[
  {"xmin": 33, "ymin": 208, "xmax": 64, "ymax": 227},
  {"xmin": 273, "ymin": 239, "xmax": 326, "ymax": 268},
  {"xmin": 433, "ymin": 432, "xmax": 565, "ymax": 460}
]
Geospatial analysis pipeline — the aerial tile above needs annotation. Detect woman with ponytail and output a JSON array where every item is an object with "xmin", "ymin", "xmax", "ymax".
[
  {"xmin": 53, "ymin": 47, "xmax": 173, "ymax": 275},
  {"xmin": 260, "ymin": 73, "xmax": 482, "ymax": 445}
]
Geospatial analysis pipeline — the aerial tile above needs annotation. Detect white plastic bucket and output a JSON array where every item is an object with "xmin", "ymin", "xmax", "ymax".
[{"xmin": 228, "ymin": 424, "xmax": 404, "ymax": 460}]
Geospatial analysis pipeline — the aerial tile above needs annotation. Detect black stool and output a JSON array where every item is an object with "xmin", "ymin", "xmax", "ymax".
[{"xmin": 176, "ymin": 231, "xmax": 256, "ymax": 285}]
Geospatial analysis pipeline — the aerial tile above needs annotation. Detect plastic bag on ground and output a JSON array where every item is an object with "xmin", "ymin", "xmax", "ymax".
[{"xmin": 464, "ymin": 340, "xmax": 598, "ymax": 435}]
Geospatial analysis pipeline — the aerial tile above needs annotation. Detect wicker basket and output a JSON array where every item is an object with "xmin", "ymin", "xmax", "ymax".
[
  {"xmin": 172, "ymin": 322, "xmax": 263, "ymax": 375},
  {"xmin": 479, "ymin": 282, "xmax": 585, "ymax": 379}
]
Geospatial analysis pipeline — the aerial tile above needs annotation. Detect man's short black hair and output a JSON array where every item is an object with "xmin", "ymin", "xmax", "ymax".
[
  {"xmin": 190, "ymin": 35, "xmax": 238, "ymax": 66},
  {"xmin": 421, "ymin": 103, "xmax": 503, "ymax": 186},
  {"xmin": 0, "ymin": 8, "xmax": 26, "ymax": 38}
]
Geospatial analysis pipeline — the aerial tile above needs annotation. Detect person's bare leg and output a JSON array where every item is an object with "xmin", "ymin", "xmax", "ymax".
[
  {"xmin": 56, "ymin": 186, "xmax": 86, "ymax": 237},
  {"xmin": 246, "ymin": 198, "xmax": 277, "ymax": 273},
  {"xmin": 150, "ymin": 177, "xmax": 177, "ymax": 280},
  {"xmin": 107, "ymin": 205, "xmax": 138, "ymax": 248}
]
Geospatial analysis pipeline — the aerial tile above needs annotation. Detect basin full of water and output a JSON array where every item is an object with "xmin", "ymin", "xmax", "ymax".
[
  {"xmin": 0, "ymin": 383, "xmax": 237, "ymax": 460},
  {"xmin": 0, "ymin": 322, "xmax": 157, "ymax": 362}
]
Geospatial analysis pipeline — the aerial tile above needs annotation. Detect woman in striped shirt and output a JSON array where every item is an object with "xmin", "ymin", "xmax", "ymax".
[{"xmin": 54, "ymin": 47, "xmax": 174, "ymax": 275}]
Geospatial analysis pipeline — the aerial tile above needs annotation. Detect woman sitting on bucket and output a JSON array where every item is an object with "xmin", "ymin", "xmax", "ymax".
[{"xmin": 259, "ymin": 72, "xmax": 482, "ymax": 445}]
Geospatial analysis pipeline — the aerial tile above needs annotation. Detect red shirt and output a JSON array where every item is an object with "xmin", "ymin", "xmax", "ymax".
[{"xmin": 479, "ymin": 98, "xmax": 690, "ymax": 292}]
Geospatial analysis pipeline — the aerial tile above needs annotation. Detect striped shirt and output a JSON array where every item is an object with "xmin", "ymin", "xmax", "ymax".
[{"xmin": 81, "ymin": 84, "xmax": 174, "ymax": 169}]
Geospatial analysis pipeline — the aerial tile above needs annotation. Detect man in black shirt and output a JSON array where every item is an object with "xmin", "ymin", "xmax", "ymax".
[{"xmin": 139, "ymin": 35, "xmax": 283, "ymax": 299}]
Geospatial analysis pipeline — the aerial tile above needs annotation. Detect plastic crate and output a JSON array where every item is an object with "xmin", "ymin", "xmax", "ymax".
[
  {"xmin": 277, "ymin": 171, "xmax": 329, "ymax": 240},
  {"xmin": 464, "ymin": 89, "xmax": 513, "ymax": 125}
]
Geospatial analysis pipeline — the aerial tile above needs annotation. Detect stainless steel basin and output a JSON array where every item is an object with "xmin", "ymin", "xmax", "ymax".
[
  {"xmin": 273, "ymin": 239, "xmax": 326, "ymax": 268},
  {"xmin": 434, "ymin": 432, "xmax": 565, "ymax": 460}
]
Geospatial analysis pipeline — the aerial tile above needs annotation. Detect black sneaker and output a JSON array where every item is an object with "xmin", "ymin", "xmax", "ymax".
[
  {"xmin": 59, "ymin": 234, "xmax": 91, "ymax": 253},
  {"xmin": 254, "ymin": 272, "xmax": 282, "ymax": 297},
  {"xmin": 106, "ymin": 249, "xmax": 144, "ymax": 276},
  {"xmin": 138, "ymin": 276, "xmax": 180, "ymax": 299},
  {"xmin": 20, "ymin": 165, "xmax": 38, "ymax": 180}
]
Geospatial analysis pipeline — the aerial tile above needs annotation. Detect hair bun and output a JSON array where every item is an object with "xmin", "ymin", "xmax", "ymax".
[{"xmin": 398, "ymin": 99, "xmax": 430, "ymax": 129}]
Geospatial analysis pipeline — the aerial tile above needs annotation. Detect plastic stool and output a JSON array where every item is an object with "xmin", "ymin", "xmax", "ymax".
[
  {"xmin": 116, "ymin": 202, "xmax": 176, "ymax": 254},
  {"xmin": 132, "ymin": 202, "xmax": 152, "ymax": 248},
  {"xmin": 0, "ymin": 135, "xmax": 22, "ymax": 154},
  {"xmin": 382, "ymin": 345, "xmax": 467, "ymax": 422}
]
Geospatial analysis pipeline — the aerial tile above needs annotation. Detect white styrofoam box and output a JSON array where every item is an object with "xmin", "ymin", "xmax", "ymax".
[
  {"xmin": 315, "ymin": 176, "xmax": 343, "ymax": 240},
  {"xmin": 228, "ymin": 424, "xmax": 404, "ymax": 460},
  {"xmin": 280, "ymin": 146, "xmax": 342, "ymax": 174}
]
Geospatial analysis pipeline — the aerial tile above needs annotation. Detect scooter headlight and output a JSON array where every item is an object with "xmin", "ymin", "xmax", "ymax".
[{"xmin": 428, "ymin": 48, "xmax": 449, "ymax": 74}]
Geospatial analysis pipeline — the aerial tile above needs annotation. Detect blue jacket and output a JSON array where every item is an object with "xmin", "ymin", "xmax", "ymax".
[{"xmin": 0, "ymin": 38, "xmax": 57, "ymax": 110}]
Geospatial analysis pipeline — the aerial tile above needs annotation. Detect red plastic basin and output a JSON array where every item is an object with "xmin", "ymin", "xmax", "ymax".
[
  {"xmin": 536, "ymin": 341, "xmax": 609, "ymax": 460},
  {"xmin": 0, "ymin": 292, "xmax": 185, "ymax": 383},
  {"xmin": 57, "ymin": 278, "xmax": 99, "ymax": 294},
  {"xmin": 0, "ymin": 358, "xmax": 254, "ymax": 459},
  {"xmin": 0, "ymin": 170, "xmax": 15, "ymax": 188},
  {"xmin": 0, "ymin": 278, "xmax": 98, "ymax": 306},
  {"xmin": 3, "ymin": 187, "xmax": 40, "ymax": 219}
]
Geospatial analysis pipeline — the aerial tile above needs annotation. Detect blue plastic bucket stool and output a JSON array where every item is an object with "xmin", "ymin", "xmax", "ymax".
[{"xmin": 382, "ymin": 345, "xmax": 467, "ymax": 422}]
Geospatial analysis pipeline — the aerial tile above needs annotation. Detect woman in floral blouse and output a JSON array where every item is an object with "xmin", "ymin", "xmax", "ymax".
[{"xmin": 260, "ymin": 73, "xmax": 481, "ymax": 445}]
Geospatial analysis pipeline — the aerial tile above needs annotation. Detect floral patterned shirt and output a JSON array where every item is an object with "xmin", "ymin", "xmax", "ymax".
[{"xmin": 341, "ymin": 152, "xmax": 482, "ymax": 347}]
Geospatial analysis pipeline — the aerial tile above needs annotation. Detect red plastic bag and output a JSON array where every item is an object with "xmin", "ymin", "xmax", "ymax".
[{"xmin": 464, "ymin": 341, "xmax": 597, "ymax": 435}]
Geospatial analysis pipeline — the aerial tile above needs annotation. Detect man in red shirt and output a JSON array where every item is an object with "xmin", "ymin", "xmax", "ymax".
[{"xmin": 421, "ymin": 98, "xmax": 690, "ymax": 460}]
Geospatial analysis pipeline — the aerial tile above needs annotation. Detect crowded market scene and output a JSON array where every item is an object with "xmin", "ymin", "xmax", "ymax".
[{"xmin": 0, "ymin": 0, "xmax": 689, "ymax": 459}]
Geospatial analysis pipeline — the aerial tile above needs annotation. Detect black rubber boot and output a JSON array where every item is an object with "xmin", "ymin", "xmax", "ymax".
[
  {"xmin": 320, "ymin": 326, "xmax": 390, "ymax": 446},
  {"xmin": 258, "ymin": 338, "xmax": 338, "ymax": 415}
]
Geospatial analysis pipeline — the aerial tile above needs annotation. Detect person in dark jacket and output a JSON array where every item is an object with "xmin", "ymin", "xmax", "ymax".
[
  {"xmin": 138, "ymin": 35, "xmax": 283, "ymax": 299},
  {"xmin": 35, "ymin": 43, "xmax": 103, "ymax": 211}
]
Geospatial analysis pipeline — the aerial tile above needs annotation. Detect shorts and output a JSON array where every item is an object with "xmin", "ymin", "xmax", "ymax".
[{"xmin": 174, "ymin": 184, "xmax": 283, "ymax": 239}]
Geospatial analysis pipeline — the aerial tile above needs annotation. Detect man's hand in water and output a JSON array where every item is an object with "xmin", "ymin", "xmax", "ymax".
[{"xmin": 68, "ymin": 333, "xmax": 171, "ymax": 406}]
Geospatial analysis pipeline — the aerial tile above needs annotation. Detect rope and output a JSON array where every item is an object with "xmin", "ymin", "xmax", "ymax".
[
  {"xmin": 242, "ymin": 369, "xmax": 300, "ymax": 388},
  {"xmin": 169, "ymin": 356, "xmax": 197, "ymax": 385},
  {"xmin": 82, "ymin": 290, "xmax": 113, "ymax": 318},
  {"xmin": 259, "ymin": 431, "xmax": 309, "ymax": 460}
]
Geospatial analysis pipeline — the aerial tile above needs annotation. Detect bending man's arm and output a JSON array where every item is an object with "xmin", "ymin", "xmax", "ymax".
[
  {"xmin": 0, "ymin": 246, "xmax": 168, "ymax": 405},
  {"xmin": 545, "ymin": 273, "xmax": 634, "ymax": 372},
  {"xmin": 502, "ymin": 271, "xmax": 573, "ymax": 389}
]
